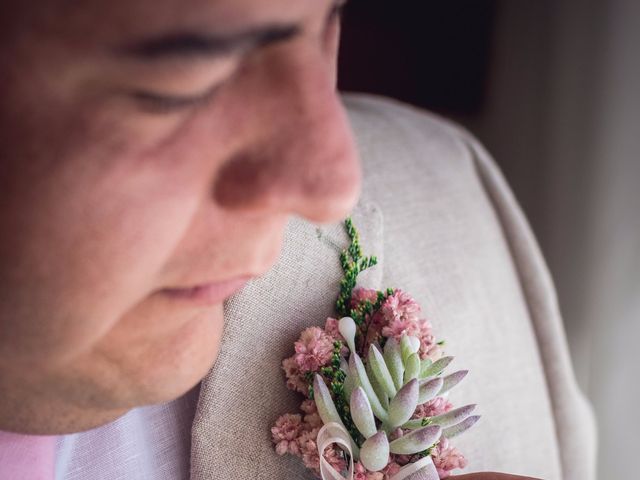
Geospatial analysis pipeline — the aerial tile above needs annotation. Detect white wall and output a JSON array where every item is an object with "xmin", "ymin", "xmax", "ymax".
[
  {"xmin": 457, "ymin": 1, "xmax": 640, "ymax": 477},
  {"xmin": 579, "ymin": 1, "xmax": 640, "ymax": 478}
]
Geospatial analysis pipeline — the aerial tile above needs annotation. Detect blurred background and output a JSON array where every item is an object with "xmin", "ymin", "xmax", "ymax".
[{"xmin": 338, "ymin": 1, "xmax": 640, "ymax": 478}]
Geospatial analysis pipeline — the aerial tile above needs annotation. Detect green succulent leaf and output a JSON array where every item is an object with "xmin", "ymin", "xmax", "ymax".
[
  {"xmin": 343, "ymin": 372, "xmax": 356, "ymax": 402},
  {"xmin": 349, "ymin": 353, "xmax": 389, "ymax": 423},
  {"xmin": 368, "ymin": 345, "xmax": 398, "ymax": 399},
  {"xmin": 420, "ymin": 356, "xmax": 454, "ymax": 379},
  {"xmin": 403, "ymin": 353, "xmax": 420, "ymax": 384},
  {"xmin": 313, "ymin": 374, "xmax": 361, "ymax": 457},
  {"xmin": 439, "ymin": 370, "xmax": 468, "ymax": 395},
  {"xmin": 338, "ymin": 317, "xmax": 357, "ymax": 354},
  {"xmin": 360, "ymin": 431, "xmax": 390, "ymax": 472},
  {"xmin": 383, "ymin": 337, "xmax": 405, "ymax": 390},
  {"xmin": 419, "ymin": 358, "xmax": 432, "ymax": 375},
  {"xmin": 418, "ymin": 376, "xmax": 444, "ymax": 404},
  {"xmin": 313, "ymin": 374, "xmax": 346, "ymax": 428},
  {"xmin": 365, "ymin": 356, "xmax": 389, "ymax": 409},
  {"xmin": 350, "ymin": 387, "xmax": 377, "ymax": 439},
  {"xmin": 400, "ymin": 417, "xmax": 429, "ymax": 430},
  {"xmin": 387, "ymin": 378, "xmax": 419, "ymax": 429},
  {"xmin": 340, "ymin": 357, "xmax": 349, "ymax": 373},
  {"xmin": 389, "ymin": 425, "xmax": 442, "ymax": 455},
  {"xmin": 428, "ymin": 404, "xmax": 477, "ymax": 428},
  {"xmin": 400, "ymin": 335, "xmax": 420, "ymax": 363},
  {"xmin": 442, "ymin": 415, "xmax": 481, "ymax": 439}
]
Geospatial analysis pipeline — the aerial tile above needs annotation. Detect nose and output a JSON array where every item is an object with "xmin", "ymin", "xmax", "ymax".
[{"xmin": 213, "ymin": 44, "xmax": 362, "ymax": 224}]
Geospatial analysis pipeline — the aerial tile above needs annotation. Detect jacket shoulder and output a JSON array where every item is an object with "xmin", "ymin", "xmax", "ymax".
[
  {"xmin": 342, "ymin": 93, "xmax": 479, "ymax": 175},
  {"xmin": 342, "ymin": 93, "xmax": 491, "ymax": 224}
]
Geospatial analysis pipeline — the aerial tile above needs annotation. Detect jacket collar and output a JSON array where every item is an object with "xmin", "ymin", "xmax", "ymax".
[{"xmin": 190, "ymin": 200, "xmax": 383, "ymax": 479}]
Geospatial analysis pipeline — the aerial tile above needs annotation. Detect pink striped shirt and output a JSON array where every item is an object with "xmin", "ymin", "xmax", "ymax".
[{"xmin": 0, "ymin": 431, "xmax": 57, "ymax": 480}]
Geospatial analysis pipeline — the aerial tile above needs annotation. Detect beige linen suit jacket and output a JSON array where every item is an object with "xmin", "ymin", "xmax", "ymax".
[{"xmin": 190, "ymin": 95, "xmax": 597, "ymax": 480}]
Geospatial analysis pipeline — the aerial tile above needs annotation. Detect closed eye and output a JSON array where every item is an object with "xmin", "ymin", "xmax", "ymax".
[
  {"xmin": 127, "ymin": 1, "xmax": 348, "ymax": 115},
  {"xmin": 131, "ymin": 84, "xmax": 221, "ymax": 114}
]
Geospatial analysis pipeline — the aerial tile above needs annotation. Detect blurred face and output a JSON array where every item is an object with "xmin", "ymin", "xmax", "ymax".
[{"xmin": 0, "ymin": 0, "xmax": 360, "ymax": 433}]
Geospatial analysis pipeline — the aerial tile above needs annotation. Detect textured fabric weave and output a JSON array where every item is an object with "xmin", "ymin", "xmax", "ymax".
[
  {"xmin": 189, "ymin": 94, "xmax": 597, "ymax": 479},
  {"xmin": 54, "ymin": 384, "xmax": 199, "ymax": 480},
  {"xmin": 0, "ymin": 431, "xmax": 56, "ymax": 480}
]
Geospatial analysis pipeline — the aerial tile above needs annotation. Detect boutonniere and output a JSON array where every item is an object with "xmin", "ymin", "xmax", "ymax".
[{"xmin": 272, "ymin": 219, "xmax": 479, "ymax": 480}]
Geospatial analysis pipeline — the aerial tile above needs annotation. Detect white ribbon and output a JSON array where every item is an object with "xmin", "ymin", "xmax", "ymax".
[
  {"xmin": 390, "ymin": 456, "xmax": 440, "ymax": 480},
  {"xmin": 317, "ymin": 423, "xmax": 440, "ymax": 480},
  {"xmin": 317, "ymin": 422, "xmax": 355, "ymax": 480}
]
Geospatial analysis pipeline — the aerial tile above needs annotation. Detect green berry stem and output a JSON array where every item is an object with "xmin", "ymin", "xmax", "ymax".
[{"xmin": 336, "ymin": 218, "xmax": 378, "ymax": 320}]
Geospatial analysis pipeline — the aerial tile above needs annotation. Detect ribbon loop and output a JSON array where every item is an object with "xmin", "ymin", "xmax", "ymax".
[
  {"xmin": 317, "ymin": 422, "xmax": 355, "ymax": 480},
  {"xmin": 389, "ymin": 456, "xmax": 440, "ymax": 480},
  {"xmin": 317, "ymin": 423, "xmax": 439, "ymax": 480}
]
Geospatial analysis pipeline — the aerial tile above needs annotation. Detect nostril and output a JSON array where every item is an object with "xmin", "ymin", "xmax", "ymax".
[
  {"xmin": 212, "ymin": 143, "xmax": 361, "ymax": 222},
  {"xmin": 212, "ymin": 151, "xmax": 268, "ymax": 209}
]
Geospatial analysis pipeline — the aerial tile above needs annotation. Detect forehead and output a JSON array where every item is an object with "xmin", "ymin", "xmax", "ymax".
[{"xmin": 5, "ymin": 0, "xmax": 321, "ymax": 47}]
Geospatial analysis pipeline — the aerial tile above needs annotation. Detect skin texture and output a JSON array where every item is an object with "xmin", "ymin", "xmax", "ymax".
[
  {"xmin": 0, "ymin": 2, "xmax": 544, "ymax": 478},
  {"xmin": 0, "ymin": 0, "xmax": 359, "ymax": 434}
]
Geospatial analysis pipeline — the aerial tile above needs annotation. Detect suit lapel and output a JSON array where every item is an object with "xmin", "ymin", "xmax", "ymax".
[{"xmin": 190, "ymin": 201, "xmax": 383, "ymax": 479}]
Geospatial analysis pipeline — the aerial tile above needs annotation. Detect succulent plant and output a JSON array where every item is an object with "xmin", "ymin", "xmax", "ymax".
[{"xmin": 314, "ymin": 317, "xmax": 479, "ymax": 473}]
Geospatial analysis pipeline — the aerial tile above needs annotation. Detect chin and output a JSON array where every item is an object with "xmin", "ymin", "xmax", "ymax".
[
  {"xmin": 93, "ymin": 304, "xmax": 225, "ymax": 410},
  {"xmin": 140, "ymin": 308, "xmax": 223, "ymax": 405},
  {"xmin": 1, "ymin": 306, "xmax": 224, "ymax": 435}
]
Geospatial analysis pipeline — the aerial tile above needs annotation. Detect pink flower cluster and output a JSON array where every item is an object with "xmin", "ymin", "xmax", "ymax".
[
  {"xmin": 271, "ymin": 400, "xmax": 346, "ymax": 475},
  {"xmin": 281, "ymin": 289, "xmax": 439, "ymax": 397},
  {"xmin": 351, "ymin": 288, "xmax": 438, "ymax": 360},
  {"xmin": 294, "ymin": 327, "xmax": 335, "ymax": 373},
  {"xmin": 282, "ymin": 319, "xmax": 345, "ymax": 396},
  {"xmin": 431, "ymin": 438, "xmax": 468, "ymax": 478},
  {"xmin": 412, "ymin": 397, "xmax": 454, "ymax": 420},
  {"xmin": 275, "ymin": 288, "xmax": 468, "ymax": 479},
  {"xmin": 354, "ymin": 460, "xmax": 401, "ymax": 480}
]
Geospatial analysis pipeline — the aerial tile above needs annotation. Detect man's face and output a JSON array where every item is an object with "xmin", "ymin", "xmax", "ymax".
[{"xmin": 0, "ymin": 0, "xmax": 360, "ymax": 433}]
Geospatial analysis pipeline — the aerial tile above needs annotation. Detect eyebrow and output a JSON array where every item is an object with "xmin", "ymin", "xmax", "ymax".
[{"xmin": 119, "ymin": 23, "xmax": 301, "ymax": 60}]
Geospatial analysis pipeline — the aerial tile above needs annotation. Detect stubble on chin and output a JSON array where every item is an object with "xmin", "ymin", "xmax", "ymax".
[{"xmin": 0, "ymin": 302, "xmax": 224, "ymax": 435}]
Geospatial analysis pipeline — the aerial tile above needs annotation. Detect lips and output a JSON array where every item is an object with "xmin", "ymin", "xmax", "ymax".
[{"xmin": 158, "ymin": 276, "xmax": 250, "ymax": 306}]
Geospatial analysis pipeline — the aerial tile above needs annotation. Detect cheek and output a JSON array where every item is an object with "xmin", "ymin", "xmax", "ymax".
[
  {"xmin": 0, "ymin": 122, "xmax": 213, "ymax": 365},
  {"xmin": 5, "ymin": 194, "xmax": 198, "ymax": 366}
]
